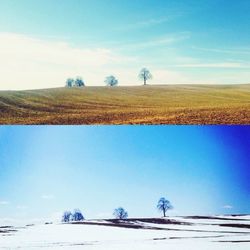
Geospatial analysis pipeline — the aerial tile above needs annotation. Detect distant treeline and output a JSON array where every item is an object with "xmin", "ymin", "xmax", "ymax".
[
  {"xmin": 62, "ymin": 197, "xmax": 172, "ymax": 222},
  {"xmin": 65, "ymin": 68, "xmax": 152, "ymax": 88}
]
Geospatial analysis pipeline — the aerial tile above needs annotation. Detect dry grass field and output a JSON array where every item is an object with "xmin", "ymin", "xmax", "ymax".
[{"xmin": 0, "ymin": 84, "xmax": 250, "ymax": 125}]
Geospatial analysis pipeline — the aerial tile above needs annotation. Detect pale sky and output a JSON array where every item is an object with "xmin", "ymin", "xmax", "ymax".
[{"xmin": 0, "ymin": 0, "xmax": 250, "ymax": 90}]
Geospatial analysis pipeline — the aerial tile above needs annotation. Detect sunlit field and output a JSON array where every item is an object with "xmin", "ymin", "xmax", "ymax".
[{"xmin": 0, "ymin": 84, "xmax": 250, "ymax": 125}]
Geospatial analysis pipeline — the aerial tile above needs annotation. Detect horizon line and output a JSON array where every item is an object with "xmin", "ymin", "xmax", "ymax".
[{"xmin": 1, "ymin": 82, "xmax": 250, "ymax": 92}]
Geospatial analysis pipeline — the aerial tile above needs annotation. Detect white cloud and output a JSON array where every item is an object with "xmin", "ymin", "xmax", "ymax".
[
  {"xmin": 0, "ymin": 32, "xmax": 248, "ymax": 90},
  {"xmin": 140, "ymin": 33, "xmax": 190, "ymax": 48},
  {"xmin": 137, "ymin": 17, "xmax": 172, "ymax": 26},
  {"xmin": 0, "ymin": 33, "xmax": 135, "ymax": 90},
  {"xmin": 17, "ymin": 205, "xmax": 28, "ymax": 210},
  {"xmin": 134, "ymin": 15, "xmax": 183, "ymax": 28},
  {"xmin": 119, "ymin": 14, "xmax": 183, "ymax": 31},
  {"xmin": 0, "ymin": 33, "xmax": 189, "ymax": 88},
  {"xmin": 175, "ymin": 62, "xmax": 250, "ymax": 69},
  {"xmin": 193, "ymin": 46, "xmax": 250, "ymax": 55},
  {"xmin": 223, "ymin": 205, "xmax": 233, "ymax": 209},
  {"xmin": 41, "ymin": 194, "xmax": 55, "ymax": 200},
  {"xmin": 0, "ymin": 201, "xmax": 9, "ymax": 205},
  {"xmin": 119, "ymin": 33, "xmax": 190, "ymax": 51}
]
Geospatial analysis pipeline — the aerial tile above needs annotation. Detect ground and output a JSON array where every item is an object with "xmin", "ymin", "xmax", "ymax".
[
  {"xmin": 1, "ymin": 215, "xmax": 250, "ymax": 249},
  {"xmin": 0, "ymin": 84, "xmax": 250, "ymax": 125}
]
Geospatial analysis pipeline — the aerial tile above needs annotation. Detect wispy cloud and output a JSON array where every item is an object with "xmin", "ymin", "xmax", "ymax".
[
  {"xmin": 0, "ymin": 201, "xmax": 10, "ymax": 205},
  {"xmin": 223, "ymin": 205, "xmax": 233, "ymax": 209},
  {"xmin": 0, "ymin": 32, "xmax": 136, "ymax": 90},
  {"xmin": 17, "ymin": 205, "xmax": 28, "ymax": 210},
  {"xmin": 175, "ymin": 62, "xmax": 250, "ymax": 69},
  {"xmin": 193, "ymin": 47, "xmax": 250, "ymax": 55},
  {"xmin": 0, "ymin": 31, "xmax": 248, "ymax": 90},
  {"xmin": 0, "ymin": 32, "xmax": 130, "ymax": 67},
  {"xmin": 41, "ymin": 194, "xmax": 55, "ymax": 200},
  {"xmin": 119, "ymin": 14, "xmax": 183, "ymax": 31},
  {"xmin": 118, "ymin": 32, "xmax": 190, "ymax": 51},
  {"xmin": 139, "ymin": 33, "xmax": 190, "ymax": 48},
  {"xmin": 137, "ymin": 17, "xmax": 171, "ymax": 26},
  {"xmin": 135, "ymin": 14, "xmax": 182, "ymax": 28}
]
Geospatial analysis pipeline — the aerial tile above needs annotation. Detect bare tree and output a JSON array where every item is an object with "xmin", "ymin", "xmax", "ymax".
[
  {"xmin": 113, "ymin": 207, "xmax": 128, "ymax": 219},
  {"xmin": 72, "ymin": 209, "xmax": 85, "ymax": 221},
  {"xmin": 75, "ymin": 77, "xmax": 85, "ymax": 87},
  {"xmin": 139, "ymin": 68, "xmax": 152, "ymax": 85},
  {"xmin": 157, "ymin": 197, "xmax": 173, "ymax": 217},
  {"xmin": 66, "ymin": 78, "xmax": 74, "ymax": 88},
  {"xmin": 105, "ymin": 75, "xmax": 118, "ymax": 87},
  {"xmin": 62, "ymin": 211, "xmax": 72, "ymax": 223}
]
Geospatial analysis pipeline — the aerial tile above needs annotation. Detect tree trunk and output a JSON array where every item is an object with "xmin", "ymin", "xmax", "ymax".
[{"xmin": 163, "ymin": 209, "xmax": 166, "ymax": 217}]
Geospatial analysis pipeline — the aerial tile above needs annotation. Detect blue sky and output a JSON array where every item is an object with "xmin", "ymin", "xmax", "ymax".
[
  {"xmin": 0, "ymin": 126, "xmax": 249, "ymax": 223},
  {"xmin": 0, "ymin": 0, "xmax": 249, "ymax": 90}
]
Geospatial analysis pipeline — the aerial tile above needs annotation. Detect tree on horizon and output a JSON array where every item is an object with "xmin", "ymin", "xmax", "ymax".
[
  {"xmin": 105, "ymin": 75, "xmax": 119, "ymax": 87},
  {"xmin": 62, "ymin": 211, "xmax": 72, "ymax": 223},
  {"xmin": 66, "ymin": 78, "xmax": 74, "ymax": 88},
  {"xmin": 113, "ymin": 207, "xmax": 128, "ymax": 219},
  {"xmin": 157, "ymin": 197, "xmax": 173, "ymax": 217},
  {"xmin": 138, "ymin": 68, "xmax": 152, "ymax": 85},
  {"xmin": 72, "ymin": 209, "xmax": 85, "ymax": 221},
  {"xmin": 74, "ymin": 77, "xmax": 85, "ymax": 87}
]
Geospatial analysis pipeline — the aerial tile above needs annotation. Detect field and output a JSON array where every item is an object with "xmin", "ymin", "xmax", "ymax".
[
  {"xmin": 1, "ymin": 215, "xmax": 250, "ymax": 249},
  {"xmin": 0, "ymin": 84, "xmax": 250, "ymax": 124}
]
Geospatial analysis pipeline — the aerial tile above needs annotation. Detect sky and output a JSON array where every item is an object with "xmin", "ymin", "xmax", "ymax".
[
  {"xmin": 0, "ymin": 0, "xmax": 250, "ymax": 90},
  {"xmin": 0, "ymin": 126, "xmax": 249, "ymax": 224}
]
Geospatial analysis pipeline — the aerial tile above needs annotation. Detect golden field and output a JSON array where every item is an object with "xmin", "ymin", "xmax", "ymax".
[{"xmin": 0, "ymin": 84, "xmax": 250, "ymax": 125}]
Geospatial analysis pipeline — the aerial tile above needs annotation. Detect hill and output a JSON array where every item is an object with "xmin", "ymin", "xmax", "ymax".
[
  {"xmin": 1, "ymin": 215, "xmax": 250, "ymax": 249},
  {"xmin": 0, "ymin": 84, "xmax": 250, "ymax": 124}
]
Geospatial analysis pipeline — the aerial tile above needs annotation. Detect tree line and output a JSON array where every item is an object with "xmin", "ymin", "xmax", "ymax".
[
  {"xmin": 65, "ymin": 68, "xmax": 153, "ymax": 88},
  {"xmin": 62, "ymin": 197, "xmax": 172, "ymax": 223}
]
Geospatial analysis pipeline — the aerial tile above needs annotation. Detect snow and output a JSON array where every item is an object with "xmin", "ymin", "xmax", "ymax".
[{"xmin": 0, "ymin": 216, "xmax": 250, "ymax": 249}]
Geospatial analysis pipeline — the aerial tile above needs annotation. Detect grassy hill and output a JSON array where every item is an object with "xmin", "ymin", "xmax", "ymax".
[{"xmin": 0, "ymin": 84, "xmax": 250, "ymax": 124}]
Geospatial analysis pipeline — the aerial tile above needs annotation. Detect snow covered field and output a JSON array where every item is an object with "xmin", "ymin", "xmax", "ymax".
[{"xmin": 1, "ymin": 216, "xmax": 250, "ymax": 250}]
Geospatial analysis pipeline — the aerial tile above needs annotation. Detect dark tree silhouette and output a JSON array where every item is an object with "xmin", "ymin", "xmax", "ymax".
[
  {"xmin": 62, "ymin": 211, "xmax": 72, "ymax": 223},
  {"xmin": 105, "ymin": 75, "xmax": 118, "ymax": 87},
  {"xmin": 66, "ymin": 78, "xmax": 74, "ymax": 88},
  {"xmin": 75, "ymin": 77, "xmax": 85, "ymax": 87},
  {"xmin": 138, "ymin": 68, "xmax": 152, "ymax": 85},
  {"xmin": 72, "ymin": 209, "xmax": 85, "ymax": 221},
  {"xmin": 113, "ymin": 207, "xmax": 128, "ymax": 219},
  {"xmin": 157, "ymin": 197, "xmax": 173, "ymax": 217}
]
